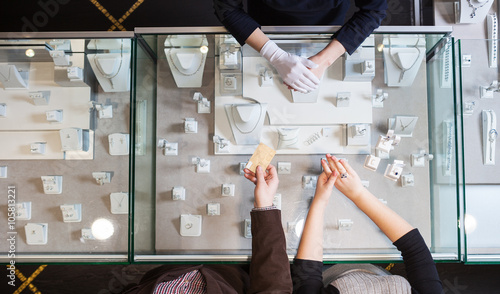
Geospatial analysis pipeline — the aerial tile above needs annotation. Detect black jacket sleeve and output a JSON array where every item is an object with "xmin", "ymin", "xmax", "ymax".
[
  {"xmin": 333, "ymin": 0, "xmax": 387, "ymax": 54},
  {"xmin": 394, "ymin": 228, "xmax": 443, "ymax": 294},
  {"xmin": 249, "ymin": 210, "xmax": 292, "ymax": 294},
  {"xmin": 213, "ymin": 0, "xmax": 260, "ymax": 45}
]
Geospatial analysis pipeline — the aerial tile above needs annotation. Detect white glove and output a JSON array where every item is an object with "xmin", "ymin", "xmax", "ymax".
[{"xmin": 260, "ymin": 40, "xmax": 320, "ymax": 93}]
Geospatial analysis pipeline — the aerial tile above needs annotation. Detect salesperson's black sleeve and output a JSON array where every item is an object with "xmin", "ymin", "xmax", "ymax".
[
  {"xmin": 333, "ymin": 0, "xmax": 387, "ymax": 54},
  {"xmin": 214, "ymin": 0, "xmax": 261, "ymax": 46}
]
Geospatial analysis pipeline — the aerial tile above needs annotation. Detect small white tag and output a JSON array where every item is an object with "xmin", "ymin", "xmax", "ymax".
[{"xmin": 246, "ymin": 161, "xmax": 253, "ymax": 169}]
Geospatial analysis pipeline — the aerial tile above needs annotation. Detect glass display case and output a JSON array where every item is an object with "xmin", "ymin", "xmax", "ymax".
[
  {"xmin": 0, "ymin": 32, "xmax": 134, "ymax": 263},
  {"xmin": 133, "ymin": 27, "xmax": 461, "ymax": 262},
  {"xmin": 456, "ymin": 39, "xmax": 500, "ymax": 263}
]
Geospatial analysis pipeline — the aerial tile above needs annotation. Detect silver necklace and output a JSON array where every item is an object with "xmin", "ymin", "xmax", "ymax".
[
  {"xmin": 0, "ymin": 65, "xmax": 12, "ymax": 81},
  {"xmin": 400, "ymin": 118, "xmax": 416, "ymax": 131},
  {"xmin": 114, "ymin": 194, "xmax": 126, "ymax": 208},
  {"xmin": 466, "ymin": 0, "xmax": 490, "ymax": 18},
  {"xmin": 231, "ymin": 103, "xmax": 263, "ymax": 134},
  {"xmin": 389, "ymin": 38, "xmax": 421, "ymax": 82},
  {"xmin": 93, "ymin": 40, "xmax": 123, "ymax": 89}
]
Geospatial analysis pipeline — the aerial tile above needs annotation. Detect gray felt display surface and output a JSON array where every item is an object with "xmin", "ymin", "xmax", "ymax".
[{"xmin": 154, "ymin": 36, "xmax": 433, "ymax": 256}]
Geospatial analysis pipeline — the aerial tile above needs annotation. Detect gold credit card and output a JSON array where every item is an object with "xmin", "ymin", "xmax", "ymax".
[{"xmin": 245, "ymin": 143, "xmax": 276, "ymax": 173}]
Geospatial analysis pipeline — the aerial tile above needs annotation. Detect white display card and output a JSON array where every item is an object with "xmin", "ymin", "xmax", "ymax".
[
  {"xmin": 184, "ymin": 118, "xmax": 198, "ymax": 133},
  {"xmin": 15, "ymin": 202, "xmax": 31, "ymax": 220},
  {"xmin": 110, "ymin": 192, "xmax": 128, "ymax": 214},
  {"xmin": 46, "ymin": 110, "xmax": 63, "ymax": 122},
  {"xmin": 180, "ymin": 214, "xmax": 202, "ymax": 237},
  {"xmin": 192, "ymin": 157, "xmax": 210, "ymax": 173},
  {"xmin": 81, "ymin": 228, "xmax": 95, "ymax": 240},
  {"xmin": 172, "ymin": 186, "xmax": 186, "ymax": 200},
  {"xmin": 207, "ymin": 203, "xmax": 221, "ymax": 216},
  {"xmin": 338, "ymin": 219, "xmax": 354, "ymax": 231},
  {"xmin": 302, "ymin": 175, "xmax": 318, "ymax": 189},
  {"xmin": 108, "ymin": 133, "xmax": 130, "ymax": 155},
  {"xmin": 364, "ymin": 155, "xmax": 381, "ymax": 171},
  {"xmin": 25, "ymin": 223, "xmax": 48, "ymax": 245},
  {"xmin": 41, "ymin": 175, "xmax": 63, "ymax": 194},
  {"xmin": 221, "ymin": 183, "xmax": 235, "ymax": 196},
  {"xmin": 277, "ymin": 162, "xmax": 292, "ymax": 174},
  {"xmin": 60, "ymin": 204, "xmax": 82, "ymax": 222},
  {"xmin": 401, "ymin": 173, "xmax": 415, "ymax": 187},
  {"xmin": 30, "ymin": 142, "xmax": 47, "ymax": 154},
  {"xmin": 92, "ymin": 172, "xmax": 112, "ymax": 185}
]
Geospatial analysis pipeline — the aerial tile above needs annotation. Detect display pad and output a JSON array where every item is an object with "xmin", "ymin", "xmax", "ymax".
[
  {"xmin": 0, "ymin": 37, "xmax": 131, "ymax": 262},
  {"xmin": 146, "ymin": 33, "xmax": 459, "ymax": 261}
]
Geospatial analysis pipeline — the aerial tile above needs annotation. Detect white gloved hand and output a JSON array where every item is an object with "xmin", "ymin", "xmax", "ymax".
[{"xmin": 260, "ymin": 40, "xmax": 320, "ymax": 93}]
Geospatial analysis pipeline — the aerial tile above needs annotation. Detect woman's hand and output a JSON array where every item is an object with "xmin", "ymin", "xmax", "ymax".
[
  {"xmin": 244, "ymin": 165, "xmax": 279, "ymax": 208},
  {"xmin": 325, "ymin": 154, "xmax": 366, "ymax": 201},
  {"xmin": 314, "ymin": 157, "xmax": 339, "ymax": 202}
]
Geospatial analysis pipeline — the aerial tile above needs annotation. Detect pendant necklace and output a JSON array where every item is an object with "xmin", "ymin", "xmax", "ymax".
[
  {"xmin": 466, "ymin": 0, "xmax": 490, "ymax": 18},
  {"xmin": 389, "ymin": 37, "xmax": 421, "ymax": 82}
]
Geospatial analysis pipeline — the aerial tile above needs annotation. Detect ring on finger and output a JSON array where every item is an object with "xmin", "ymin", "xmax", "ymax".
[{"xmin": 340, "ymin": 172, "xmax": 348, "ymax": 179}]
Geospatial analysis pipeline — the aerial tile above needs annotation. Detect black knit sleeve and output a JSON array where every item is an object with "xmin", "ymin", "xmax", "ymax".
[
  {"xmin": 333, "ymin": 0, "xmax": 387, "ymax": 54},
  {"xmin": 292, "ymin": 259, "xmax": 339, "ymax": 294},
  {"xmin": 213, "ymin": 0, "xmax": 260, "ymax": 45},
  {"xmin": 393, "ymin": 229, "xmax": 443, "ymax": 294}
]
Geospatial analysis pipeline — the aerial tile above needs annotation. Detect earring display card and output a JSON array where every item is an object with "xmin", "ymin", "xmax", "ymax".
[
  {"xmin": 207, "ymin": 203, "xmax": 221, "ymax": 216},
  {"xmin": 46, "ymin": 110, "xmax": 63, "ymax": 122},
  {"xmin": 221, "ymin": 183, "xmax": 235, "ymax": 196},
  {"xmin": 25, "ymin": 223, "xmax": 48, "ymax": 245},
  {"xmin": 192, "ymin": 158, "xmax": 211, "ymax": 173},
  {"xmin": 180, "ymin": 214, "xmax": 202, "ymax": 237},
  {"xmin": 41, "ymin": 175, "xmax": 63, "ymax": 194},
  {"xmin": 277, "ymin": 162, "xmax": 292, "ymax": 174},
  {"xmin": 16, "ymin": 202, "xmax": 32, "ymax": 220},
  {"xmin": 239, "ymin": 162, "xmax": 247, "ymax": 175},
  {"xmin": 347, "ymin": 124, "xmax": 371, "ymax": 146},
  {"xmin": 193, "ymin": 92, "xmax": 211, "ymax": 114},
  {"xmin": 108, "ymin": 133, "xmax": 130, "ymax": 155},
  {"xmin": 60, "ymin": 204, "xmax": 82, "ymax": 222},
  {"xmin": 336, "ymin": 92, "xmax": 351, "ymax": 107},
  {"xmin": 81, "ymin": 228, "xmax": 95, "ymax": 240},
  {"xmin": 302, "ymin": 175, "xmax": 318, "ymax": 189},
  {"xmin": 60, "ymin": 128, "xmax": 83, "ymax": 151},
  {"xmin": 338, "ymin": 219, "xmax": 354, "ymax": 231},
  {"xmin": 401, "ymin": 173, "xmax": 415, "ymax": 187},
  {"xmin": 172, "ymin": 186, "xmax": 186, "ymax": 200},
  {"xmin": 97, "ymin": 105, "xmax": 113, "ymax": 118},
  {"xmin": 220, "ymin": 73, "xmax": 242, "ymax": 96},
  {"xmin": 92, "ymin": 172, "xmax": 112, "ymax": 185},
  {"xmin": 110, "ymin": 192, "xmax": 128, "ymax": 214},
  {"xmin": 30, "ymin": 142, "xmax": 47, "ymax": 154},
  {"xmin": 184, "ymin": 118, "xmax": 198, "ymax": 133}
]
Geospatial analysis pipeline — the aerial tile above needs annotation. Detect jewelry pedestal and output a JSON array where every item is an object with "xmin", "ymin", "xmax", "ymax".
[
  {"xmin": 88, "ymin": 53, "xmax": 131, "ymax": 92},
  {"xmin": 455, "ymin": 0, "xmax": 493, "ymax": 24}
]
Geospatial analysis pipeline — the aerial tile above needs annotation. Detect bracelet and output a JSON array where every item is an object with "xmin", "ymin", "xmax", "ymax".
[{"xmin": 252, "ymin": 205, "xmax": 277, "ymax": 211}]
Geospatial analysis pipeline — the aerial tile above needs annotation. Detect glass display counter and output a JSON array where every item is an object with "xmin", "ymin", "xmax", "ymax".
[
  {"xmin": 0, "ymin": 32, "xmax": 133, "ymax": 263},
  {"xmin": 456, "ymin": 39, "xmax": 500, "ymax": 263},
  {"xmin": 133, "ymin": 27, "xmax": 461, "ymax": 262}
]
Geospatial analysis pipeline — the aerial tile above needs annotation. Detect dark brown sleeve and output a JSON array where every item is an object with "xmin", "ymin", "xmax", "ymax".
[{"xmin": 249, "ymin": 210, "xmax": 292, "ymax": 294}]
